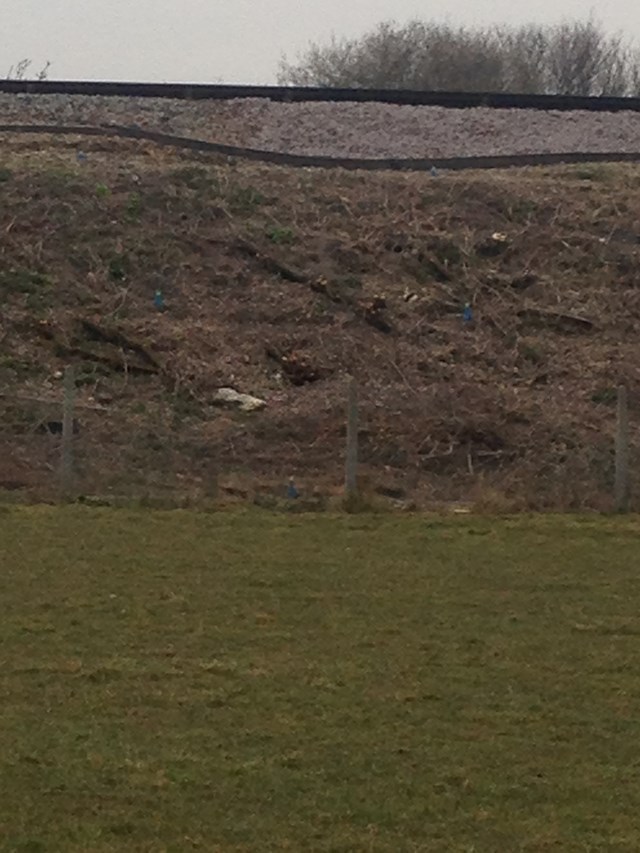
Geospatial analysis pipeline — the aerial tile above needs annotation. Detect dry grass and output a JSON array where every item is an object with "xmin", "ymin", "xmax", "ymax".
[{"xmin": 1, "ymin": 135, "xmax": 640, "ymax": 507}]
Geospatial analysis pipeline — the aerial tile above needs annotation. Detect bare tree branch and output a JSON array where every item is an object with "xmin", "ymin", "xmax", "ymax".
[{"xmin": 3, "ymin": 59, "xmax": 50, "ymax": 81}]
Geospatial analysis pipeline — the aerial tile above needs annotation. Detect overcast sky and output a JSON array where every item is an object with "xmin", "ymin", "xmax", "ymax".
[{"xmin": 2, "ymin": 0, "xmax": 638, "ymax": 84}]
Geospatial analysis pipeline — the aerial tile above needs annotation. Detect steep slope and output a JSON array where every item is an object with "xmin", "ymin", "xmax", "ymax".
[{"xmin": 1, "ymin": 133, "xmax": 639, "ymax": 507}]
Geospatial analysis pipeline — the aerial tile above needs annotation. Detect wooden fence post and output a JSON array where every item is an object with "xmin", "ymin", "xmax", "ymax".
[
  {"xmin": 615, "ymin": 384, "xmax": 630, "ymax": 513},
  {"xmin": 60, "ymin": 365, "xmax": 76, "ymax": 497},
  {"xmin": 345, "ymin": 376, "xmax": 359, "ymax": 497}
]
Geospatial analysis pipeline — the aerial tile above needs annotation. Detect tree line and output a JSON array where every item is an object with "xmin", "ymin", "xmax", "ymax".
[{"xmin": 279, "ymin": 19, "xmax": 640, "ymax": 96}]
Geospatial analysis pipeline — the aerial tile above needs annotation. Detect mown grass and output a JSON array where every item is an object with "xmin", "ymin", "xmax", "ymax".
[{"xmin": 1, "ymin": 508, "xmax": 640, "ymax": 851}]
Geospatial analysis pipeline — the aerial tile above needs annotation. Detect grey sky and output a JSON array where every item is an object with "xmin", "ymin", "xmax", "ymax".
[{"xmin": 2, "ymin": 0, "xmax": 637, "ymax": 84}]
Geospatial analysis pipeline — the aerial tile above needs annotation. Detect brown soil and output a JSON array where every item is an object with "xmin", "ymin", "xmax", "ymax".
[{"xmin": 1, "ymin": 134, "xmax": 639, "ymax": 508}]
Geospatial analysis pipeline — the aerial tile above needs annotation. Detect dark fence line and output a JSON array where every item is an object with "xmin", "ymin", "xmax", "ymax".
[
  {"xmin": 2, "ymin": 123, "xmax": 640, "ymax": 173},
  {"xmin": 3, "ymin": 79, "xmax": 640, "ymax": 112}
]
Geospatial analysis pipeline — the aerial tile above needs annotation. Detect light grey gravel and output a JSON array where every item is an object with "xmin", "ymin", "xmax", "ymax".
[{"xmin": 1, "ymin": 93, "xmax": 640, "ymax": 160}]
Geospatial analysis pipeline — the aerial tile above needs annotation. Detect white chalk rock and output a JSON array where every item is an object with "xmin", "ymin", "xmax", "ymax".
[{"xmin": 213, "ymin": 388, "xmax": 266, "ymax": 413}]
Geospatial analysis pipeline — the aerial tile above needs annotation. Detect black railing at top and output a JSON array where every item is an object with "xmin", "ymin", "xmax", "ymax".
[{"xmin": 2, "ymin": 79, "xmax": 640, "ymax": 112}]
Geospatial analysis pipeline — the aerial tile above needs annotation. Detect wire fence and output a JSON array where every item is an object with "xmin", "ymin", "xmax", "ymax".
[{"xmin": 1, "ymin": 366, "xmax": 636, "ymax": 513}]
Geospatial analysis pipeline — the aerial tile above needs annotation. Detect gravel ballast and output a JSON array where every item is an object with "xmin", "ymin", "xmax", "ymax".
[{"xmin": 2, "ymin": 93, "xmax": 640, "ymax": 160}]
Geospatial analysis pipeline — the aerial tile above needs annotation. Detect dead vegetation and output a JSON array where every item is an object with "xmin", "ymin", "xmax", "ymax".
[{"xmin": 1, "ymin": 133, "xmax": 640, "ymax": 507}]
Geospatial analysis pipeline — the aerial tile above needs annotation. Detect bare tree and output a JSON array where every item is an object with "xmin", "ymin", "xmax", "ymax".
[
  {"xmin": 547, "ymin": 21, "xmax": 612, "ymax": 95},
  {"xmin": 279, "ymin": 18, "xmax": 640, "ymax": 96},
  {"xmin": 495, "ymin": 25, "xmax": 549, "ymax": 94}
]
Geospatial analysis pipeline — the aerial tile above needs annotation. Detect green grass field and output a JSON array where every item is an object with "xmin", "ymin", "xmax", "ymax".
[{"xmin": 1, "ymin": 508, "xmax": 640, "ymax": 852}]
